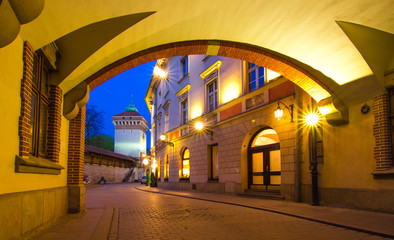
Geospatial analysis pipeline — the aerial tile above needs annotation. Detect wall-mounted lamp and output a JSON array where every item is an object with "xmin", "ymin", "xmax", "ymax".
[
  {"xmin": 142, "ymin": 158, "xmax": 149, "ymax": 165},
  {"xmin": 153, "ymin": 66, "xmax": 167, "ymax": 79},
  {"xmin": 159, "ymin": 134, "xmax": 174, "ymax": 147},
  {"xmin": 194, "ymin": 121, "xmax": 213, "ymax": 138},
  {"xmin": 274, "ymin": 101, "xmax": 294, "ymax": 122}
]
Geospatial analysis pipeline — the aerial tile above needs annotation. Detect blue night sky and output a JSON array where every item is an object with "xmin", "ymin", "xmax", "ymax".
[{"xmin": 87, "ymin": 61, "xmax": 156, "ymax": 150}]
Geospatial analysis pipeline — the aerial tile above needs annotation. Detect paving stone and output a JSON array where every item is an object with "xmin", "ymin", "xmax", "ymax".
[{"xmin": 33, "ymin": 184, "xmax": 392, "ymax": 240}]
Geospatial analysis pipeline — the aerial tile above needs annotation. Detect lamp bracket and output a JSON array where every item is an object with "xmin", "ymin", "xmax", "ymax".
[{"xmin": 277, "ymin": 101, "xmax": 294, "ymax": 122}]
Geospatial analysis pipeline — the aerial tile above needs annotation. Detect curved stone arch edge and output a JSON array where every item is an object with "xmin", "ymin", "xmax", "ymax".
[{"xmin": 63, "ymin": 40, "xmax": 347, "ymax": 124}]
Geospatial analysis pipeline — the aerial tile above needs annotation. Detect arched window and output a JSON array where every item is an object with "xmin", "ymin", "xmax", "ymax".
[
  {"xmin": 180, "ymin": 148, "xmax": 190, "ymax": 180},
  {"xmin": 157, "ymin": 156, "xmax": 161, "ymax": 180},
  {"xmin": 164, "ymin": 153, "xmax": 169, "ymax": 180}
]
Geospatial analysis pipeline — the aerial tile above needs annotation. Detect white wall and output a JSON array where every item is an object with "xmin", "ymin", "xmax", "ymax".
[{"xmin": 114, "ymin": 129, "xmax": 146, "ymax": 158}]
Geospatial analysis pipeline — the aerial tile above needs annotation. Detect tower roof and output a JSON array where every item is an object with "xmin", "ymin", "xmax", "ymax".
[{"xmin": 125, "ymin": 96, "xmax": 138, "ymax": 112}]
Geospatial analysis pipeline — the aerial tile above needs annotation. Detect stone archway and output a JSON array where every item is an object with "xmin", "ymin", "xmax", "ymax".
[
  {"xmin": 85, "ymin": 40, "xmax": 333, "ymax": 103},
  {"xmin": 66, "ymin": 40, "xmax": 343, "ymax": 212}
]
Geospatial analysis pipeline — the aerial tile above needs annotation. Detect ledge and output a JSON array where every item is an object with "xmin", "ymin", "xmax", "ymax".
[
  {"xmin": 15, "ymin": 155, "xmax": 65, "ymax": 175},
  {"xmin": 177, "ymin": 73, "xmax": 190, "ymax": 84},
  {"xmin": 372, "ymin": 168, "xmax": 394, "ymax": 179}
]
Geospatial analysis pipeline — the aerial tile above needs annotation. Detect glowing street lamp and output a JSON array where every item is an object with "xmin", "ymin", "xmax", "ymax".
[
  {"xmin": 142, "ymin": 158, "xmax": 149, "ymax": 166},
  {"xmin": 159, "ymin": 134, "xmax": 174, "ymax": 147},
  {"xmin": 274, "ymin": 101, "xmax": 294, "ymax": 122},
  {"xmin": 194, "ymin": 121, "xmax": 204, "ymax": 131},
  {"xmin": 194, "ymin": 120, "xmax": 213, "ymax": 139},
  {"xmin": 305, "ymin": 112, "xmax": 320, "ymax": 126},
  {"xmin": 153, "ymin": 66, "xmax": 167, "ymax": 79}
]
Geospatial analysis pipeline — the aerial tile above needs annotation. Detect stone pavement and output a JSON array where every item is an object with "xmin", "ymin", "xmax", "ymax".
[{"xmin": 31, "ymin": 183, "xmax": 394, "ymax": 240}]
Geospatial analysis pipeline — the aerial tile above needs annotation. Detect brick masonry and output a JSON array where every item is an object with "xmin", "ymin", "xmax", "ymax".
[
  {"xmin": 68, "ymin": 107, "xmax": 86, "ymax": 185},
  {"xmin": 85, "ymin": 40, "xmax": 331, "ymax": 102},
  {"xmin": 47, "ymin": 85, "xmax": 62, "ymax": 163},
  {"xmin": 19, "ymin": 42, "xmax": 34, "ymax": 158},
  {"xmin": 372, "ymin": 94, "xmax": 393, "ymax": 170}
]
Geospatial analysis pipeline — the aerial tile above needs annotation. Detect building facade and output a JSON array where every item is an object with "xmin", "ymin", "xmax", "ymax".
[
  {"xmin": 145, "ymin": 55, "xmax": 394, "ymax": 211},
  {"xmin": 112, "ymin": 99, "xmax": 149, "ymax": 158},
  {"xmin": 146, "ymin": 55, "xmax": 299, "ymax": 196}
]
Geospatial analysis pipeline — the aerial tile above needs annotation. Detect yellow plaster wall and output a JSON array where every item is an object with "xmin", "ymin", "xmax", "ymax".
[
  {"xmin": 0, "ymin": 37, "xmax": 68, "ymax": 195},
  {"xmin": 315, "ymin": 102, "xmax": 394, "ymax": 190}
]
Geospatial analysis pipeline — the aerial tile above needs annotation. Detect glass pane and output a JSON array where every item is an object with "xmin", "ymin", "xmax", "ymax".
[
  {"xmin": 249, "ymin": 72, "xmax": 256, "ymax": 91},
  {"xmin": 212, "ymin": 145, "xmax": 219, "ymax": 178},
  {"xmin": 157, "ymin": 158, "xmax": 161, "ymax": 179},
  {"xmin": 251, "ymin": 129, "xmax": 280, "ymax": 147},
  {"xmin": 258, "ymin": 67, "xmax": 265, "ymax": 87},
  {"xmin": 270, "ymin": 150, "xmax": 281, "ymax": 172},
  {"xmin": 39, "ymin": 102, "xmax": 48, "ymax": 157},
  {"xmin": 270, "ymin": 175, "xmax": 281, "ymax": 185},
  {"xmin": 253, "ymin": 176, "xmax": 264, "ymax": 184},
  {"xmin": 29, "ymin": 94, "xmax": 37, "ymax": 153},
  {"xmin": 41, "ymin": 68, "xmax": 49, "ymax": 95},
  {"xmin": 248, "ymin": 62, "xmax": 256, "ymax": 69},
  {"xmin": 165, "ymin": 155, "xmax": 169, "ymax": 178},
  {"xmin": 182, "ymin": 159, "xmax": 190, "ymax": 178},
  {"xmin": 183, "ymin": 148, "xmax": 190, "ymax": 159},
  {"xmin": 251, "ymin": 70, "xmax": 256, "ymax": 82},
  {"xmin": 252, "ymin": 152, "xmax": 263, "ymax": 172}
]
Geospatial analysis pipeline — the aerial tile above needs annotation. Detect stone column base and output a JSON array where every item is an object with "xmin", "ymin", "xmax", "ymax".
[{"xmin": 68, "ymin": 185, "xmax": 85, "ymax": 213}]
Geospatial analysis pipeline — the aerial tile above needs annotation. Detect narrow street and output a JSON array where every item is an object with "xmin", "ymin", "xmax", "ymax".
[{"xmin": 32, "ymin": 184, "xmax": 394, "ymax": 240}]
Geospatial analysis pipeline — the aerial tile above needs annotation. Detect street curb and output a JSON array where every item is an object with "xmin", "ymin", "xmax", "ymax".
[
  {"xmin": 91, "ymin": 207, "xmax": 114, "ymax": 240},
  {"xmin": 136, "ymin": 187, "xmax": 394, "ymax": 239}
]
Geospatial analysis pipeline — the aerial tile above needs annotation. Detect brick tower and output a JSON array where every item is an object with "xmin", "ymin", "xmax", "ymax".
[{"xmin": 112, "ymin": 97, "xmax": 148, "ymax": 158}]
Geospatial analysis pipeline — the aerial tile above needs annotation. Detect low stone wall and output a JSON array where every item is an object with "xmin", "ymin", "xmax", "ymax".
[
  {"xmin": 84, "ymin": 164, "xmax": 136, "ymax": 184},
  {"xmin": 0, "ymin": 186, "xmax": 68, "ymax": 240}
]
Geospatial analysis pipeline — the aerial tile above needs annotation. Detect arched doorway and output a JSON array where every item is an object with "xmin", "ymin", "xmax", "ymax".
[{"xmin": 248, "ymin": 128, "xmax": 281, "ymax": 190}]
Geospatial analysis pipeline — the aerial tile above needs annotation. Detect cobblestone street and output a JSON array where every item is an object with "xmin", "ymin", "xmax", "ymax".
[{"xmin": 82, "ymin": 184, "xmax": 391, "ymax": 240}]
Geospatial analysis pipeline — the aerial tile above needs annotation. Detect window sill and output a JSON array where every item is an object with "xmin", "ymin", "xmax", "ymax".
[
  {"xmin": 179, "ymin": 178, "xmax": 190, "ymax": 182},
  {"xmin": 372, "ymin": 168, "xmax": 394, "ymax": 179},
  {"xmin": 208, "ymin": 178, "xmax": 219, "ymax": 182},
  {"xmin": 177, "ymin": 73, "xmax": 190, "ymax": 84},
  {"xmin": 15, "ymin": 155, "xmax": 65, "ymax": 175}
]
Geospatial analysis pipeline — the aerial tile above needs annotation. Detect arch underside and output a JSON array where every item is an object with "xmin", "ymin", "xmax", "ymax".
[{"xmin": 85, "ymin": 40, "xmax": 332, "ymax": 102}]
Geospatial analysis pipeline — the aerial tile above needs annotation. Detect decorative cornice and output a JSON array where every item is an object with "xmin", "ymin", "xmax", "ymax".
[
  {"xmin": 176, "ymin": 84, "xmax": 191, "ymax": 97},
  {"xmin": 200, "ymin": 60, "xmax": 222, "ymax": 79}
]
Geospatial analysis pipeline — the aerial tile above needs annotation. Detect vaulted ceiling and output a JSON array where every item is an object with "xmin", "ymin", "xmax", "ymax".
[{"xmin": 9, "ymin": 0, "xmax": 394, "ymax": 105}]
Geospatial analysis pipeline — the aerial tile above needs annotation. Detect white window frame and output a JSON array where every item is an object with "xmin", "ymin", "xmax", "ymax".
[
  {"xmin": 180, "ymin": 98, "xmax": 188, "ymax": 125},
  {"xmin": 247, "ymin": 63, "xmax": 266, "ymax": 92},
  {"xmin": 206, "ymin": 78, "xmax": 218, "ymax": 112}
]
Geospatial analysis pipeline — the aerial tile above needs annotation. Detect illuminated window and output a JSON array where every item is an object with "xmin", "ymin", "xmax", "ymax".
[
  {"xmin": 181, "ymin": 56, "xmax": 188, "ymax": 78},
  {"xmin": 30, "ymin": 54, "xmax": 50, "ymax": 158},
  {"xmin": 207, "ymin": 79, "xmax": 217, "ymax": 112},
  {"xmin": 208, "ymin": 144, "xmax": 219, "ymax": 181},
  {"xmin": 157, "ymin": 157, "xmax": 161, "ymax": 180},
  {"xmin": 180, "ymin": 98, "xmax": 188, "ymax": 125},
  {"xmin": 180, "ymin": 148, "xmax": 190, "ymax": 179},
  {"xmin": 164, "ymin": 153, "xmax": 169, "ymax": 180},
  {"xmin": 247, "ymin": 63, "xmax": 265, "ymax": 92}
]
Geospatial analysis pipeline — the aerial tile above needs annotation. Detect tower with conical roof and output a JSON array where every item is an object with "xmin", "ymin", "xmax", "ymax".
[{"xmin": 112, "ymin": 97, "xmax": 148, "ymax": 158}]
